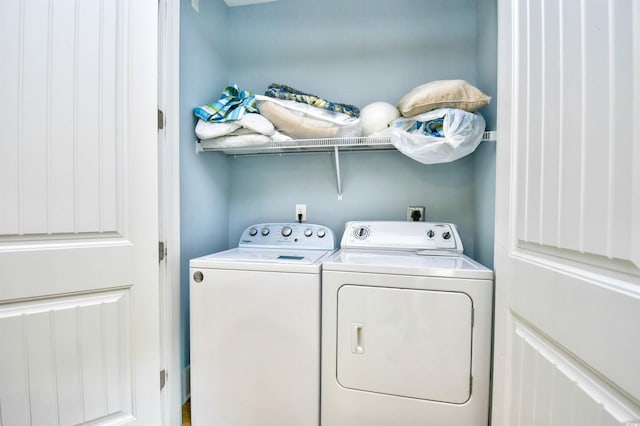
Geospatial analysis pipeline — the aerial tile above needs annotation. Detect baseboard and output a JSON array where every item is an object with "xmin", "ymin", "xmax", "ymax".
[{"xmin": 182, "ymin": 364, "xmax": 191, "ymax": 403}]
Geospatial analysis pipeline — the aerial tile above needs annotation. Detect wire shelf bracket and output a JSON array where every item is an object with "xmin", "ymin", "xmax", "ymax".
[{"xmin": 195, "ymin": 132, "xmax": 497, "ymax": 199}]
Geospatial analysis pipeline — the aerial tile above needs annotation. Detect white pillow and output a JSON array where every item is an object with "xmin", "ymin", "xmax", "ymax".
[
  {"xmin": 240, "ymin": 113, "xmax": 275, "ymax": 136},
  {"xmin": 360, "ymin": 102, "xmax": 400, "ymax": 136},
  {"xmin": 195, "ymin": 119, "xmax": 241, "ymax": 140}
]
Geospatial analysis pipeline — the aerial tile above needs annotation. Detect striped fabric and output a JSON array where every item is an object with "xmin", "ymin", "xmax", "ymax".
[
  {"xmin": 194, "ymin": 84, "xmax": 258, "ymax": 122},
  {"xmin": 264, "ymin": 83, "xmax": 360, "ymax": 118}
]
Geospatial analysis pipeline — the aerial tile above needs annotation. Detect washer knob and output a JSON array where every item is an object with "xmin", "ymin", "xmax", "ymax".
[
  {"xmin": 442, "ymin": 231, "xmax": 451, "ymax": 240},
  {"xmin": 317, "ymin": 229, "xmax": 326, "ymax": 238},
  {"xmin": 304, "ymin": 228, "xmax": 313, "ymax": 237},
  {"xmin": 261, "ymin": 227, "xmax": 270, "ymax": 236},
  {"xmin": 248, "ymin": 227, "xmax": 258, "ymax": 237},
  {"xmin": 281, "ymin": 226, "xmax": 293, "ymax": 237},
  {"xmin": 427, "ymin": 230, "xmax": 435, "ymax": 239}
]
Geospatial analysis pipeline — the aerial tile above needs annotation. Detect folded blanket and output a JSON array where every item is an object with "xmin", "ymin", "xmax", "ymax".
[
  {"xmin": 391, "ymin": 113, "xmax": 446, "ymax": 137},
  {"xmin": 195, "ymin": 120, "xmax": 242, "ymax": 140},
  {"xmin": 199, "ymin": 129, "xmax": 293, "ymax": 150},
  {"xmin": 406, "ymin": 117, "xmax": 445, "ymax": 137},
  {"xmin": 200, "ymin": 133, "xmax": 272, "ymax": 149},
  {"xmin": 195, "ymin": 113, "xmax": 275, "ymax": 140},
  {"xmin": 194, "ymin": 84, "xmax": 258, "ymax": 122},
  {"xmin": 265, "ymin": 83, "xmax": 360, "ymax": 118},
  {"xmin": 421, "ymin": 118, "xmax": 445, "ymax": 137}
]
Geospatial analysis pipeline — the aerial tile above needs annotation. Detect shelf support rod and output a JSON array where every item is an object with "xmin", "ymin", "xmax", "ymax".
[{"xmin": 334, "ymin": 146, "xmax": 343, "ymax": 201}]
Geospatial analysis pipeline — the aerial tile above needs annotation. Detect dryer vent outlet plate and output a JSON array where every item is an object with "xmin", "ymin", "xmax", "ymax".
[{"xmin": 407, "ymin": 206, "xmax": 425, "ymax": 222}]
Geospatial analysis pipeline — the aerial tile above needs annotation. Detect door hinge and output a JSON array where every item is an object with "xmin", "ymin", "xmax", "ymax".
[
  {"xmin": 158, "ymin": 109, "xmax": 165, "ymax": 130},
  {"xmin": 160, "ymin": 369, "xmax": 167, "ymax": 390},
  {"xmin": 159, "ymin": 241, "xmax": 166, "ymax": 262}
]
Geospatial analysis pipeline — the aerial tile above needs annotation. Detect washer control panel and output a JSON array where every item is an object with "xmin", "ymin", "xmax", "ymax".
[
  {"xmin": 342, "ymin": 221, "xmax": 463, "ymax": 255},
  {"xmin": 239, "ymin": 223, "xmax": 336, "ymax": 250}
]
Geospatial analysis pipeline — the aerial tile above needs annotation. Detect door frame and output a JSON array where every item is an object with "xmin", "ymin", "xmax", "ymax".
[{"xmin": 158, "ymin": 0, "xmax": 182, "ymax": 423}]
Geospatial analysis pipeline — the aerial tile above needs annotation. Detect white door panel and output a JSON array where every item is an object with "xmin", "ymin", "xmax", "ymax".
[
  {"xmin": 0, "ymin": 0, "xmax": 159, "ymax": 424},
  {"xmin": 494, "ymin": 0, "xmax": 640, "ymax": 424},
  {"xmin": 0, "ymin": 0, "xmax": 123, "ymax": 238},
  {"xmin": 0, "ymin": 243, "xmax": 133, "ymax": 301},
  {"xmin": 0, "ymin": 291, "xmax": 133, "ymax": 425},
  {"xmin": 508, "ymin": 320, "xmax": 640, "ymax": 426}
]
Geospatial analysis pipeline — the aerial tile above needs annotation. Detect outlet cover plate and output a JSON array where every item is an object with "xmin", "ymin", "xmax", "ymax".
[
  {"xmin": 295, "ymin": 204, "xmax": 307, "ymax": 222},
  {"xmin": 407, "ymin": 206, "xmax": 425, "ymax": 222}
]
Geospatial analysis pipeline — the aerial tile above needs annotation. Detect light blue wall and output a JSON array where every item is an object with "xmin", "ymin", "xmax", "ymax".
[
  {"xmin": 227, "ymin": 0, "xmax": 479, "ymax": 106},
  {"xmin": 224, "ymin": 0, "xmax": 484, "ymax": 254},
  {"xmin": 228, "ymin": 151, "xmax": 477, "ymax": 256},
  {"xmin": 179, "ymin": 0, "xmax": 230, "ymax": 373},
  {"xmin": 476, "ymin": 0, "xmax": 498, "ymax": 131},
  {"xmin": 473, "ymin": 0, "xmax": 498, "ymax": 268}
]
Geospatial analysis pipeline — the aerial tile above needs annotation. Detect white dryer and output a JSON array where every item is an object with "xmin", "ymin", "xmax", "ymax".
[
  {"xmin": 321, "ymin": 221, "xmax": 493, "ymax": 426},
  {"xmin": 190, "ymin": 223, "xmax": 336, "ymax": 426}
]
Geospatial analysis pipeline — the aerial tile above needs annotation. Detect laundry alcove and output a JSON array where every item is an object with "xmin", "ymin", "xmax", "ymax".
[{"xmin": 178, "ymin": 0, "xmax": 497, "ymax": 402}]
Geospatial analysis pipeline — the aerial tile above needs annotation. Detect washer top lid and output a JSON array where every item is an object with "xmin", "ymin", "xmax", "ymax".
[
  {"xmin": 341, "ymin": 221, "xmax": 463, "ymax": 255},
  {"xmin": 238, "ymin": 223, "xmax": 336, "ymax": 250},
  {"xmin": 190, "ymin": 247, "xmax": 334, "ymax": 273}
]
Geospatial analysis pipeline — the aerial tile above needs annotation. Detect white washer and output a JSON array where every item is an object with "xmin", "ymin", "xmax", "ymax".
[
  {"xmin": 190, "ymin": 223, "xmax": 336, "ymax": 426},
  {"xmin": 321, "ymin": 221, "xmax": 493, "ymax": 426}
]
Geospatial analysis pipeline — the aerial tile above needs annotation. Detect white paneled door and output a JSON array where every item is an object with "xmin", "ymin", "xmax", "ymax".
[
  {"xmin": 493, "ymin": 0, "xmax": 640, "ymax": 425},
  {"xmin": 0, "ymin": 0, "xmax": 160, "ymax": 424}
]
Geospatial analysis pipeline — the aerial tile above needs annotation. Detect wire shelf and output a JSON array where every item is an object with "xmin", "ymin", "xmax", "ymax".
[
  {"xmin": 197, "ymin": 136, "xmax": 393, "ymax": 155},
  {"xmin": 195, "ymin": 131, "xmax": 496, "ymax": 200},
  {"xmin": 196, "ymin": 131, "xmax": 496, "ymax": 155}
]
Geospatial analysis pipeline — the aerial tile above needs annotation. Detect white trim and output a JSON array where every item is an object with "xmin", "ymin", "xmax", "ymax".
[
  {"xmin": 167, "ymin": 0, "xmax": 182, "ymax": 415},
  {"xmin": 490, "ymin": 0, "xmax": 514, "ymax": 423},
  {"xmin": 158, "ymin": 0, "xmax": 182, "ymax": 423}
]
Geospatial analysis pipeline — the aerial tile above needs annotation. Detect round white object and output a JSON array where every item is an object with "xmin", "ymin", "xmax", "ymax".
[{"xmin": 359, "ymin": 102, "xmax": 400, "ymax": 136}]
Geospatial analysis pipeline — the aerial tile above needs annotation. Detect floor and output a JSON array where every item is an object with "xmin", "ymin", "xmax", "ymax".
[{"xmin": 182, "ymin": 401, "xmax": 191, "ymax": 426}]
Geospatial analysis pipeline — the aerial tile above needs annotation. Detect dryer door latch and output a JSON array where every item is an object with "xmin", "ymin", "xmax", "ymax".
[{"xmin": 352, "ymin": 323, "xmax": 364, "ymax": 354}]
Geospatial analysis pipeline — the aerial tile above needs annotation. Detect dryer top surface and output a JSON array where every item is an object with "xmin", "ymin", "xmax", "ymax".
[{"xmin": 323, "ymin": 249, "xmax": 493, "ymax": 280}]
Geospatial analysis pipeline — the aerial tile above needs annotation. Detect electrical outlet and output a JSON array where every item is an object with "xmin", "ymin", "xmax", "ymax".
[
  {"xmin": 295, "ymin": 204, "xmax": 307, "ymax": 222},
  {"xmin": 407, "ymin": 206, "xmax": 425, "ymax": 222}
]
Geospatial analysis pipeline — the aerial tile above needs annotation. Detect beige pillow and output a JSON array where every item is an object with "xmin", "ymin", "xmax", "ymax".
[
  {"xmin": 257, "ymin": 100, "xmax": 342, "ymax": 139},
  {"xmin": 397, "ymin": 80, "xmax": 490, "ymax": 117}
]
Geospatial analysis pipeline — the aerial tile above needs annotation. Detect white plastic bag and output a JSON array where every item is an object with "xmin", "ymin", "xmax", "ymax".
[
  {"xmin": 380, "ymin": 108, "xmax": 485, "ymax": 164},
  {"xmin": 255, "ymin": 95, "xmax": 362, "ymax": 139}
]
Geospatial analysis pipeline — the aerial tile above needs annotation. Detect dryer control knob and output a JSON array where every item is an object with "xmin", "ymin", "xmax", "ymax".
[
  {"xmin": 317, "ymin": 229, "xmax": 326, "ymax": 238},
  {"xmin": 427, "ymin": 230, "xmax": 435, "ymax": 239},
  {"xmin": 248, "ymin": 227, "xmax": 258, "ymax": 237},
  {"xmin": 304, "ymin": 228, "xmax": 313, "ymax": 237},
  {"xmin": 442, "ymin": 231, "xmax": 451, "ymax": 240},
  {"xmin": 261, "ymin": 227, "xmax": 270, "ymax": 236},
  {"xmin": 281, "ymin": 226, "xmax": 293, "ymax": 237},
  {"xmin": 353, "ymin": 226, "xmax": 370, "ymax": 240}
]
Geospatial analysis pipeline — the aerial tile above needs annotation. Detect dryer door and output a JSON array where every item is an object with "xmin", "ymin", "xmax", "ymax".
[{"xmin": 337, "ymin": 285, "xmax": 473, "ymax": 403}]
